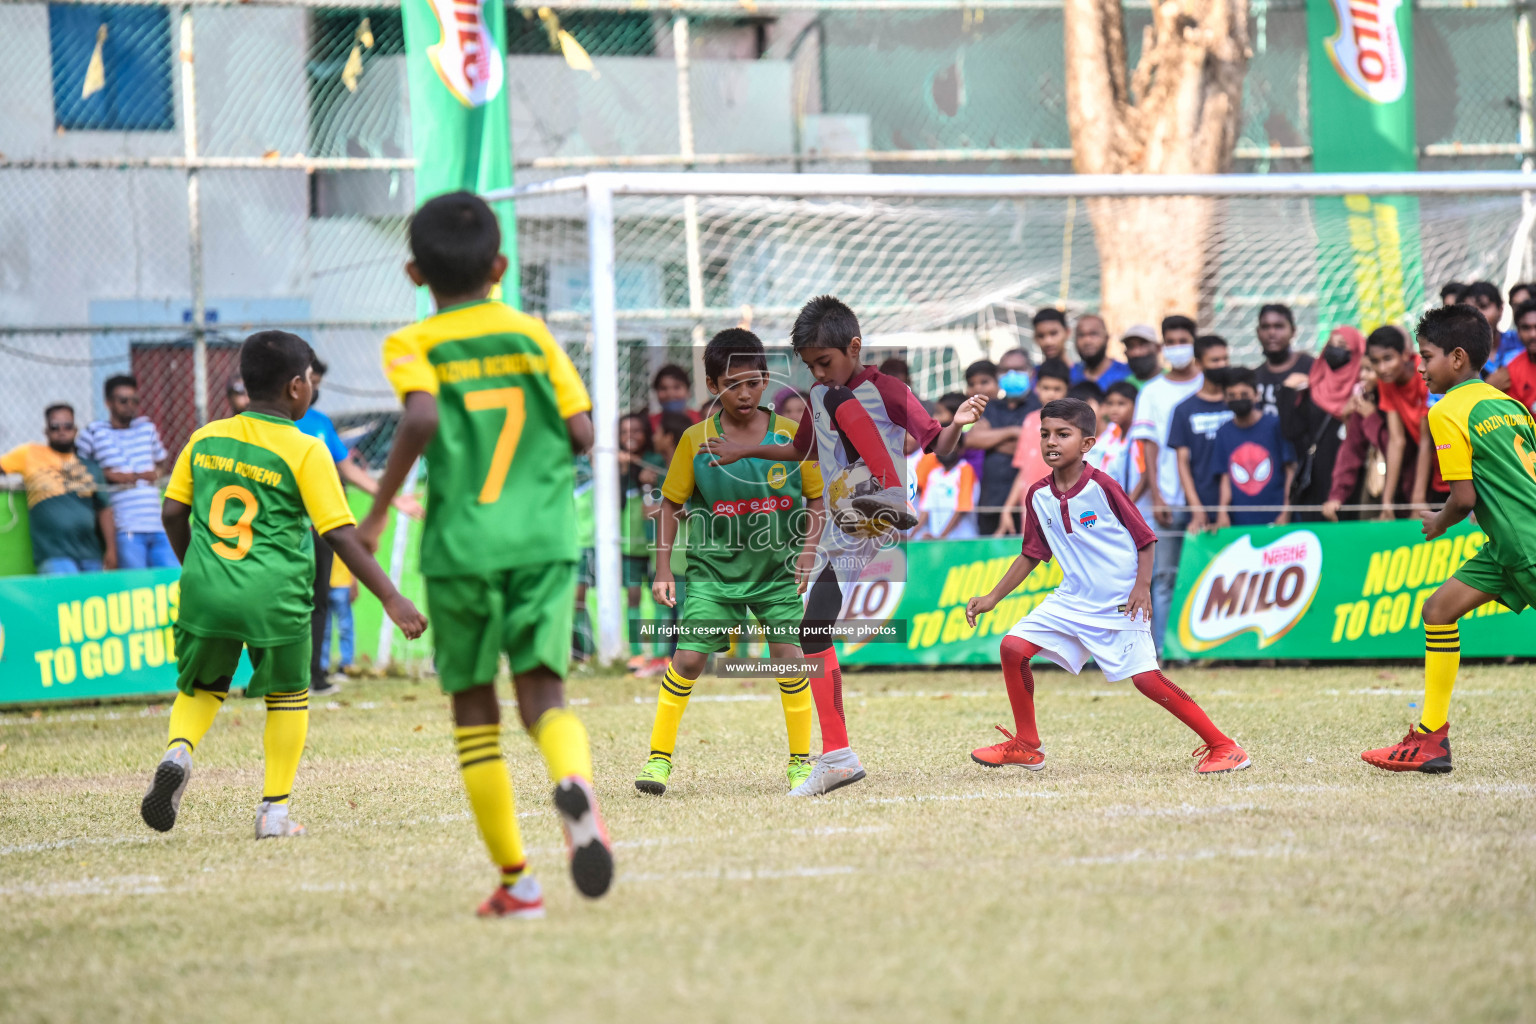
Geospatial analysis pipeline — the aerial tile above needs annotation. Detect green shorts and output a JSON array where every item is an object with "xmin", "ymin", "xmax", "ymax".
[
  {"xmin": 1453, "ymin": 546, "xmax": 1536, "ymax": 614},
  {"xmin": 675, "ymin": 581, "xmax": 804, "ymax": 654},
  {"xmin": 622, "ymin": 554, "xmax": 651, "ymax": 589},
  {"xmin": 173, "ymin": 626, "xmax": 309, "ymax": 699},
  {"xmin": 426, "ymin": 561, "xmax": 576, "ymax": 693}
]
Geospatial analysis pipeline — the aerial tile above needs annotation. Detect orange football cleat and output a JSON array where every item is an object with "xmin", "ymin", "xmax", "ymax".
[
  {"xmin": 970, "ymin": 725, "xmax": 1045, "ymax": 770},
  {"xmin": 1362, "ymin": 722, "xmax": 1452, "ymax": 774},
  {"xmin": 1192, "ymin": 742, "xmax": 1251, "ymax": 774}
]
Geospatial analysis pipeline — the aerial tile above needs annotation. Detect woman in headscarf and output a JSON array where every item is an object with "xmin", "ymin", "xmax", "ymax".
[{"xmin": 1275, "ymin": 325, "xmax": 1365, "ymax": 521}]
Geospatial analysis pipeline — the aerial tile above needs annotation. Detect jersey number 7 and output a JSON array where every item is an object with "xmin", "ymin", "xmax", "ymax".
[{"xmin": 464, "ymin": 387, "xmax": 527, "ymax": 504}]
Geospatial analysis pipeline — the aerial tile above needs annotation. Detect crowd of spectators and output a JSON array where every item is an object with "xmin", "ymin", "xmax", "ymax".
[
  {"xmin": 0, "ymin": 355, "xmax": 423, "ymax": 694},
  {"xmin": 607, "ymin": 280, "xmax": 1536, "ymax": 661}
]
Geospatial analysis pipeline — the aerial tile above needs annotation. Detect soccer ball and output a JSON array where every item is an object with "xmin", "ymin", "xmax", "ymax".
[{"xmin": 825, "ymin": 463, "xmax": 898, "ymax": 539}]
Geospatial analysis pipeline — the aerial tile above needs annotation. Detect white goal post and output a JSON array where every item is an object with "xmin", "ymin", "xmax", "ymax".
[{"xmin": 490, "ymin": 169, "xmax": 1536, "ymax": 664}]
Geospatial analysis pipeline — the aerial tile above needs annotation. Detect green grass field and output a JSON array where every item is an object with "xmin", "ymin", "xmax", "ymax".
[{"xmin": 3, "ymin": 662, "xmax": 1535, "ymax": 1023}]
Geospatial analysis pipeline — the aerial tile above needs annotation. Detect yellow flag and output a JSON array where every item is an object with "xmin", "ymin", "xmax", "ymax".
[
  {"xmin": 81, "ymin": 24, "xmax": 107, "ymax": 100},
  {"xmin": 341, "ymin": 45, "xmax": 364, "ymax": 92},
  {"xmin": 557, "ymin": 30, "xmax": 597, "ymax": 76}
]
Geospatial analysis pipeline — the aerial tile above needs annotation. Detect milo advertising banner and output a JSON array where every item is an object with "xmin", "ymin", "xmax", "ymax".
[
  {"xmin": 1164, "ymin": 520, "xmax": 1536, "ymax": 660},
  {"xmin": 1307, "ymin": 0, "xmax": 1424, "ymax": 332},
  {"xmin": 837, "ymin": 537, "xmax": 1063, "ymax": 666},
  {"xmin": 0, "ymin": 569, "xmax": 185, "ymax": 705},
  {"xmin": 402, "ymin": 0, "xmax": 517, "ymax": 310}
]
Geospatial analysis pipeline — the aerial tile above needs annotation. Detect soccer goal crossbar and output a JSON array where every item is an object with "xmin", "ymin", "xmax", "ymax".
[{"xmin": 491, "ymin": 170, "xmax": 1536, "ymax": 662}]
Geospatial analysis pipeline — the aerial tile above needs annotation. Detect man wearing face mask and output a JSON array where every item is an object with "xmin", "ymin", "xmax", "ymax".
[
  {"xmin": 1122, "ymin": 325, "xmax": 1162, "ymax": 388},
  {"xmin": 1127, "ymin": 315, "xmax": 1205, "ymax": 655},
  {"xmin": 1069, "ymin": 314, "xmax": 1131, "ymax": 389},
  {"xmin": 1, "ymin": 404, "xmax": 117, "ymax": 574},
  {"xmin": 965, "ymin": 351, "xmax": 1039, "ymax": 534},
  {"xmin": 1253, "ymin": 304, "xmax": 1313, "ymax": 418}
]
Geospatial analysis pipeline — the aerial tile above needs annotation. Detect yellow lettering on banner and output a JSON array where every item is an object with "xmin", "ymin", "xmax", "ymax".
[
  {"xmin": 83, "ymin": 596, "xmax": 107, "ymax": 639},
  {"xmin": 940, "ymin": 606, "xmax": 974, "ymax": 644},
  {"xmin": 107, "ymin": 591, "xmax": 131, "ymax": 634},
  {"xmin": 132, "ymin": 588, "xmax": 155, "ymax": 631},
  {"xmin": 81, "ymin": 641, "xmax": 102, "ymax": 679},
  {"xmin": 35, "ymin": 650, "xmax": 54, "ymax": 687},
  {"xmin": 54, "ymin": 647, "xmax": 77, "ymax": 684},
  {"xmin": 58, "ymin": 601, "xmax": 83, "ymax": 645},
  {"xmin": 1345, "ymin": 600, "xmax": 1369, "ymax": 641},
  {"xmin": 102, "ymin": 637, "xmax": 124, "ymax": 676}
]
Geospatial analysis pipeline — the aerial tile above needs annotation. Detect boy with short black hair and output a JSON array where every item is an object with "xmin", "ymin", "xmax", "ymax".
[
  {"xmin": 1367, "ymin": 325, "xmax": 1435, "ymax": 518},
  {"xmin": 1033, "ymin": 308, "xmax": 1070, "ymax": 363},
  {"xmin": 1168, "ymin": 334, "xmax": 1233, "ymax": 534},
  {"xmin": 702, "ymin": 296, "xmax": 987, "ymax": 795},
  {"xmin": 1363, "ymin": 305, "xmax": 1536, "ymax": 773},
  {"xmin": 1503, "ymin": 298, "xmax": 1536, "ymax": 410},
  {"xmin": 1213, "ymin": 367, "xmax": 1296, "ymax": 527},
  {"xmin": 998, "ymin": 359, "xmax": 1072, "ymax": 531},
  {"xmin": 636, "ymin": 328, "xmax": 825, "ymax": 795},
  {"xmin": 360, "ymin": 191, "xmax": 612, "ymax": 917},
  {"xmin": 141, "ymin": 331, "xmax": 427, "ymax": 841},
  {"xmin": 963, "ymin": 398, "xmax": 1249, "ymax": 775}
]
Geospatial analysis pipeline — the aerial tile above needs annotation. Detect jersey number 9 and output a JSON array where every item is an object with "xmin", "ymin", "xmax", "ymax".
[
  {"xmin": 208, "ymin": 484, "xmax": 258, "ymax": 561},
  {"xmin": 464, "ymin": 386, "xmax": 527, "ymax": 504}
]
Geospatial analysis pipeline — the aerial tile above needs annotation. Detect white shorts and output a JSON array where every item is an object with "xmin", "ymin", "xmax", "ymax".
[
  {"xmin": 1007, "ymin": 601, "xmax": 1159, "ymax": 682},
  {"xmin": 816, "ymin": 522, "xmax": 899, "ymax": 585}
]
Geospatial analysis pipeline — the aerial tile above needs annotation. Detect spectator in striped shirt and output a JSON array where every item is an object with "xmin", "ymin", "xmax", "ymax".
[{"xmin": 77, "ymin": 375, "xmax": 176, "ymax": 569}]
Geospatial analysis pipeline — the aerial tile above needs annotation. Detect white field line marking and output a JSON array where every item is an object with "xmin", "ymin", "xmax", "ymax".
[
  {"xmin": 0, "ymin": 834, "xmax": 157, "ymax": 856},
  {"xmin": 1063, "ymin": 844, "xmax": 1301, "ymax": 867},
  {"xmin": 862, "ymin": 789, "xmax": 1061, "ymax": 805},
  {"xmin": 0, "ymin": 874, "xmax": 168, "ymax": 898},
  {"xmin": 623, "ymin": 865, "xmax": 857, "ymax": 884},
  {"xmin": 1234, "ymin": 782, "xmax": 1534, "ymax": 796},
  {"xmin": 1100, "ymin": 802, "xmax": 1259, "ymax": 819}
]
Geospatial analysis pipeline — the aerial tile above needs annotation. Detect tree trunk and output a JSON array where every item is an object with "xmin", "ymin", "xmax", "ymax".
[{"xmin": 1063, "ymin": 0, "xmax": 1249, "ymax": 336}]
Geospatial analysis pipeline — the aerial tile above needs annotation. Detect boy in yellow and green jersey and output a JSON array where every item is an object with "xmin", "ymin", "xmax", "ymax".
[
  {"xmin": 637, "ymin": 328, "xmax": 826, "ymax": 796},
  {"xmin": 1364, "ymin": 303, "xmax": 1536, "ymax": 773},
  {"xmin": 358, "ymin": 192, "xmax": 612, "ymax": 919},
  {"xmin": 140, "ymin": 331, "xmax": 426, "ymax": 839}
]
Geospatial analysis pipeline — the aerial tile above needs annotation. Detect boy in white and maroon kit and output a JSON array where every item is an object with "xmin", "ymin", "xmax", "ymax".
[
  {"xmin": 703, "ymin": 295, "xmax": 988, "ymax": 795},
  {"xmin": 964, "ymin": 398, "xmax": 1251, "ymax": 774}
]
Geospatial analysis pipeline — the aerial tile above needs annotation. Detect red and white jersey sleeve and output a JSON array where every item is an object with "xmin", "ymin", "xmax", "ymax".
[
  {"xmin": 799, "ymin": 366, "xmax": 942, "ymax": 473},
  {"xmin": 1022, "ymin": 468, "xmax": 1156, "ymax": 630}
]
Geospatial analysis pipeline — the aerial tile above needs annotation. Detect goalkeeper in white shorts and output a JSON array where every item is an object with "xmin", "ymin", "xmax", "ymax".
[{"xmin": 963, "ymin": 397, "xmax": 1251, "ymax": 775}]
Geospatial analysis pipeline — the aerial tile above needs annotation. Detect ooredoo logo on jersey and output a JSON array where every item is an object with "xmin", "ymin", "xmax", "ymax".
[{"xmin": 1177, "ymin": 530, "xmax": 1323, "ymax": 652}]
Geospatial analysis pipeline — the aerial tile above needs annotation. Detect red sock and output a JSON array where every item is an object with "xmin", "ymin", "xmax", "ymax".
[
  {"xmin": 805, "ymin": 647, "xmax": 850, "ymax": 752},
  {"xmin": 832, "ymin": 397, "xmax": 902, "ymax": 491},
  {"xmin": 1000, "ymin": 635, "xmax": 1042, "ymax": 748},
  {"xmin": 1131, "ymin": 670, "xmax": 1230, "ymax": 747}
]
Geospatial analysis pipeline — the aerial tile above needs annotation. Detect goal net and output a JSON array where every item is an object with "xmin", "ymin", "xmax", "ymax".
[{"xmin": 499, "ymin": 170, "xmax": 1536, "ymax": 660}]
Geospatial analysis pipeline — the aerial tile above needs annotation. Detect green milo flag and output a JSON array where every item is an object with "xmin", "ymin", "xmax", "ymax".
[
  {"xmin": 1307, "ymin": 0, "xmax": 1424, "ymax": 333},
  {"xmin": 402, "ymin": 0, "xmax": 518, "ymax": 311}
]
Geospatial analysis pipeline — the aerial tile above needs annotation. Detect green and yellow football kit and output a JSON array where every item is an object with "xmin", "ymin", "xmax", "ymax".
[
  {"xmin": 1419, "ymin": 379, "xmax": 1536, "ymax": 731},
  {"xmin": 383, "ymin": 298, "xmax": 596, "ymax": 887},
  {"xmin": 384, "ymin": 299, "xmax": 591, "ymax": 689},
  {"xmin": 641, "ymin": 411, "xmax": 822, "ymax": 783},
  {"xmin": 161, "ymin": 411, "xmax": 355, "ymax": 804}
]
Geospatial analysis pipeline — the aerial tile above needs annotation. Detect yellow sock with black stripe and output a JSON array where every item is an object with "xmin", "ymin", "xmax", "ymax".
[
  {"xmin": 1421, "ymin": 623, "xmax": 1461, "ymax": 731},
  {"xmin": 646, "ymin": 664, "xmax": 695, "ymax": 765},
  {"xmin": 532, "ymin": 706, "xmax": 594, "ymax": 783},
  {"xmin": 261, "ymin": 690, "xmax": 309, "ymax": 804},
  {"xmin": 166, "ymin": 682, "xmax": 227, "ymax": 753},
  {"xmin": 454, "ymin": 724, "xmax": 527, "ymax": 886},
  {"xmin": 777, "ymin": 676, "xmax": 812, "ymax": 759}
]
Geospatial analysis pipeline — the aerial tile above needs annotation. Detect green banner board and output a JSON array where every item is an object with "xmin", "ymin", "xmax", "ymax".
[
  {"xmin": 837, "ymin": 537, "xmax": 1062, "ymax": 666},
  {"xmin": 401, "ymin": 0, "xmax": 517, "ymax": 310},
  {"xmin": 1163, "ymin": 519, "xmax": 1536, "ymax": 660},
  {"xmin": 0, "ymin": 568, "xmax": 183, "ymax": 704},
  {"xmin": 1307, "ymin": 0, "xmax": 1424, "ymax": 332}
]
